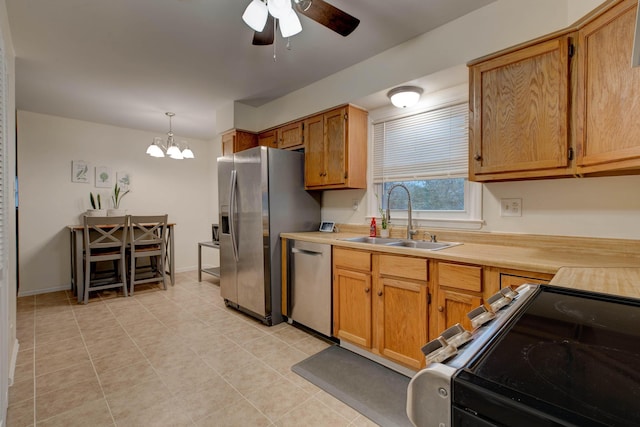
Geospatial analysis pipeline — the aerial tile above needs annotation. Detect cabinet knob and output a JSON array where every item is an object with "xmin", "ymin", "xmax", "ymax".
[
  {"xmin": 473, "ymin": 154, "xmax": 482, "ymax": 161},
  {"xmin": 364, "ymin": 287, "xmax": 370, "ymax": 293},
  {"xmin": 377, "ymin": 291, "xmax": 383, "ymax": 296},
  {"xmin": 438, "ymin": 306, "xmax": 444, "ymax": 312}
]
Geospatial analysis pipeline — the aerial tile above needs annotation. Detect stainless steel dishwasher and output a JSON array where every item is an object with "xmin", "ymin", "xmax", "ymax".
[{"xmin": 289, "ymin": 240, "xmax": 332, "ymax": 336}]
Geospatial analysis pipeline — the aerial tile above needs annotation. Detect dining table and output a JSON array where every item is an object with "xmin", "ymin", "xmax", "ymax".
[{"xmin": 68, "ymin": 222, "xmax": 175, "ymax": 303}]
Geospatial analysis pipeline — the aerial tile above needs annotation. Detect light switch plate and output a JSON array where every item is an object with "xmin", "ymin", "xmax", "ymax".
[{"xmin": 501, "ymin": 198, "xmax": 522, "ymax": 217}]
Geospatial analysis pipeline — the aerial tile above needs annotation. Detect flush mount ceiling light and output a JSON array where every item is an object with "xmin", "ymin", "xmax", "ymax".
[
  {"xmin": 387, "ymin": 86, "xmax": 424, "ymax": 108},
  {"xmin": 146, "ymin": 112, "xmax": 195, "ymax": 160}
]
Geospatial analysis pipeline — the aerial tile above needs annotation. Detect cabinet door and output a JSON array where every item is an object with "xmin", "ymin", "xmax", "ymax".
[
  {"xmin": 324, "ymin": 107, "xmax": 347, "ymax": 186},
  {"xmin": 221, "ymin": 132, "xmax": 234, "ymax": 156},
  {"xmin": 258, "ymin": 130, "xmax": 277, "ymax": 149},
  {"xmin": 278, "ymin": 122, "xmax": 304, "ymax": 150},
  {"xmin": 469, "ymin": 36, "xmax": 573, "ymax": 181},
  {"xmin": 376, "ymin": 277, "xmax": 428, "ymax": 370},
  {"xmin": 304, "ymin": 114, "xmax": 326, "ymax": 188},
  {"xmin": 435, "ymin": 289, "xmax": 481, "ymax": 338},
  {"xmin": 333, "ymin": 268, "xmax": 372, "ymax": 348},
  {"xmin": 576, "ymin": 0, "xmax": 640, "ymax": 173}
]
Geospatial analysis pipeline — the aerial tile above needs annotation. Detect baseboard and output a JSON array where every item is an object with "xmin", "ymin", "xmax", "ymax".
[
  {"xmin": 17, "ymin": 284, "xmax": 70, "ymax": 297},
  {"xmin": 340, "ymin": 341, "xmax": 417, "ymax": 378},
  {"xmin": 8, "ymin": 339, "xmax": 19, "ymax": 386}
]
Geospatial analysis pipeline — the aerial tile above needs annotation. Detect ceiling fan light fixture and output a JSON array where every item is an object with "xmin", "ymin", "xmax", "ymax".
[
  {"xmin": 279, "ymin": 8, "xmax": 302, "ymax": 37},
  {"xmin": 387, "ymin": 86, "xmax": 424, "ymax": 108},
  {"xmin": 268, "ymin": 0, "xmax": 292, "ymax": 19},
  {"xmin": 243, "ymin": 0, "xmax": 269, "ymax": 32}
]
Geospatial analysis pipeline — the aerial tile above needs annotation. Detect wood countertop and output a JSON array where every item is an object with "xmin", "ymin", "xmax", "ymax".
[
  {"xmin": 550, "ymin": 267, "xmax": 640, "ymax": 299},
  {"xmin": 280, "ymin": 231, "xmax": 640, "ymax": 275}
]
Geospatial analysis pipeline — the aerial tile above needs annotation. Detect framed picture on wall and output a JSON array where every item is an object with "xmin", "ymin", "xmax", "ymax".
[
  {"xmin": 71, "ymin": 160, "xmax": 89, "ymax": 183},
  {"xmin": 95, "ymin": 166, "xmax": 112, "ymax": 188},
  {"xmin": 116, "ymin": 171, "xmax": 131, "ymax": 191}
]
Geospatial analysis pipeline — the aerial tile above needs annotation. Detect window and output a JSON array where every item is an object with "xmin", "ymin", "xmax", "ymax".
[{"xmin": 372, "ymin": 101, "xmax": 482, "ymax": 228}]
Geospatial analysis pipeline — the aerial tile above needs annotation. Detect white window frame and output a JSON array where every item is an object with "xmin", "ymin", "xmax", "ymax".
[{"xmin": 367, "ymin": 84, "xmax": 483, "ymax": 230}]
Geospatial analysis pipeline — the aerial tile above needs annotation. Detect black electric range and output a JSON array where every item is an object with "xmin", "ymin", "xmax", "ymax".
[{"xmin": 407, "ymin": 284, "xmax": 640, "ymax": 427}]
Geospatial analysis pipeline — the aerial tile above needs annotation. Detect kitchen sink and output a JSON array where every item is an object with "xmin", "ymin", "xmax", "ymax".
[
  {"xmin": 340, "ymin": 236, "xmax": 461, "ymax": 251},
  {"xmin": 340, "ymin": 236, "xmax": 404, "ymax": 245},
  {"xmin": 386, "ymin": 240, "xmax": 462, "ymax": 251}
]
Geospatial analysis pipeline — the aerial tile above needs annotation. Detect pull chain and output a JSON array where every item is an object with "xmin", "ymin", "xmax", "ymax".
[{"xmin": 273, "ymin": 18, "xmax": 277, "ymax": 62}]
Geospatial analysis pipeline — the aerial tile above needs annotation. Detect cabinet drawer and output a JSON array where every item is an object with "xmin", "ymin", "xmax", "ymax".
[
  {"xmin": 379, "ymin": 255, "xmax": 428, "ymax": 282},
  {"xmin": 438, "ymin": 262, "xmax": 482, "ymax": 292},
  {"xmin": 333, "ymin": 247, "xmax": 371, "ymax": 271}
]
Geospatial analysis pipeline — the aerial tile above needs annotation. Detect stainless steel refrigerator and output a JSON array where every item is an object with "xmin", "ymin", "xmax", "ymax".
[{"xmin": 218, "ymin": 146, "xmax": 321, "ymax": 325}]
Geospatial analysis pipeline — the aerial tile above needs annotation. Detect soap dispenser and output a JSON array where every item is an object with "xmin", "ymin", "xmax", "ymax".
[{"xmin": 370, "ymin": 217, "xmax": 377, "ymax": 237}]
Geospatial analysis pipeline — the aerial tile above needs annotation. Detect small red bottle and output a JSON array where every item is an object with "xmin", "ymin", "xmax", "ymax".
[{"xmin": 370, "ymin": 217, "xmax": 377, "ymax": 237}]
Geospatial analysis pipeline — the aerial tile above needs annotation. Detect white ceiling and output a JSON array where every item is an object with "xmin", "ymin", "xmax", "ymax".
[{"xmin": 6, "ymin": 0, "xmax": 495, "ymax": 140}]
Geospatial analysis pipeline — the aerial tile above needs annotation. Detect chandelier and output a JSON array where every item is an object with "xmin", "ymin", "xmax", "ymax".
[{"xmin": 146, "ymin": 112, "xmax": 195, "ymax": 160}]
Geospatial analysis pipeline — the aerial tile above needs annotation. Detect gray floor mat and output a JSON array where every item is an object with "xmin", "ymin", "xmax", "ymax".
[{"xmin": 292, "ymin": 345, "xmax": 413, "ymax": 427}]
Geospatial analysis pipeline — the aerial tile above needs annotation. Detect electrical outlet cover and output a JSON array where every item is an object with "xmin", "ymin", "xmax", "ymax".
[{"xmin": 501, "ymin": 198, "xmax": 522, "ymax": 217}]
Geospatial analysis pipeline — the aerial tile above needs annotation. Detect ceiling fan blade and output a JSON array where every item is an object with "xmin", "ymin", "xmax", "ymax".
[
  {"xmin": 294, "ymin": 0, "xmax": 360, "ymax": 37},
  {"xmin": 252, "ymin": 14, "xmax": 275, "ymax": 45}
]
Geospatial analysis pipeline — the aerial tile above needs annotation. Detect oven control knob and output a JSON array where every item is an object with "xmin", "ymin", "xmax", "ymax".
[
  {"xmin": 441, "ymin": 323, "xmax": 473, "ymax": 348},
  {"xmin": 467, "ymin": 305, "xmax": 496, "ymax": 329},
  {"xmin": 487, "ymin": 291, "xmax": 513, "ymax": 312},
  {"xmin": 421, "ymin": 336, "xmax": 457, "ymax": 364}
]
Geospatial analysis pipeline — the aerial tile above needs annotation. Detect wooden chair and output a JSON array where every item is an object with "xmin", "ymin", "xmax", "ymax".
[
  {"xmin": 83, "ymin": 215, "xmax": 128, "ymax": 304},
  {"xmin": 129, "ymin": 215, "xmax": 168, "ymax": 295}
]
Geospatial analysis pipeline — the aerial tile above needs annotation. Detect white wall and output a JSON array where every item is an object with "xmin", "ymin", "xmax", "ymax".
[
  {"xmin": 17, "ymin": 111, "xmax": 218, "ymax": 295},
  {"xmin": 1, "ymin": 0, "xmax": 16, "ymax": 422}
]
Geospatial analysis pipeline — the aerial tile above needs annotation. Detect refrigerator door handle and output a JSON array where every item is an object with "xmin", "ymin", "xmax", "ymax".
[{"xmin": 228, "ymin": 169, "xmax": 239, "ymax": 262}]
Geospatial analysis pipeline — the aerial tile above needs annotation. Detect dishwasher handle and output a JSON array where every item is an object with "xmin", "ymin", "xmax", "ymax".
[{"xmin": 291, "ymin": 247, "xmax": 324, "ymax": 256}]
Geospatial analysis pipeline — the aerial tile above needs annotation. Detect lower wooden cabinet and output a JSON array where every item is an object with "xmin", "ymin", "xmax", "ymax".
[
  {"xmin": 432, "ymin": 261, "xmax": 483, "ymax": 339},
  {"xmin": 333, "ymin": 248, "xmax": 372, "ymax": 348},
  {"xmin": 333, "ymin": 248, "xmax": 429, "ymax": 370}
]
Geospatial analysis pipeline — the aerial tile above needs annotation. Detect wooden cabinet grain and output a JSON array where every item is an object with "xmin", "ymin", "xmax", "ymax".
[
  {"xmin": 432, "ymin": 262, "xmax": 483, "ymax": 338},
  {"xmin": 469, "ymin": 0, "xmax": 640, "ymax": 181},
  {"xmin": 376, "ymin": 255, "xmax": 429, "ymax": 370},
  {"xmin": 575, "ymin": 0, "xmax": 640, "ymax": 174},
  {"xmin": 469, "ymin": 36, "xmax": 574, "ymax": 181},
  {"xmin": 333, "ymin": 248, "xmax": 430, "ymax": 370},
  {"xmin": 304, "ymin": 105, "xmax": 367, "ymax": 190},
  {"xmin": 258, "ymin": 129, "xmax": 277, "ymax": 149},
  {"xmin": 221, "ymin": 129, "xmax": 258, "ymax": 155},
  {"xmin": 333, "ymin": 248, "xmax": 372, "ymax": 347},
  {"xmin": 278, "ymin": 121, "xmax": 304, "ymax": 150}
]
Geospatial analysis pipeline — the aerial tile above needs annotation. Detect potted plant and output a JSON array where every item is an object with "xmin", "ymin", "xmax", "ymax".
[
  {"xmin": 86, "ymin": 192, "xmax": 106, "ymax": 217},
  {"xmin": 108, "ymin": 183, "xmax": 130, "ymax": 216}
]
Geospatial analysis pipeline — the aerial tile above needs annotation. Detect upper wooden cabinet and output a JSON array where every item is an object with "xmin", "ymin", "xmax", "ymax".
[
  {"xmin": 257, "ymin": 129, "xmax": 277, "ymax": 149},
  {"xmin": 259, "ymin": 122, "xmax": 304, "ymax": 151},
  {"xmin": 221, "ymin": 129, "xmax": 258, "ymax": 155},
  {"xmin": 575, "ymin": 0, "xmax": 640, "ymax": 174},
  {"xmin": 469, "ymin": 36, "xmax": 574, "ymax": 181},
  {"xmin": 304, "ymin": 105, "xmax": 368, "ymax": 190},
  {"xmin": 469, "ymin": 0, "xmax": 640, "ymax": 182},
  {"xmin": 278, "ymin": 121, "xmax": 304, "ymax": 150}
]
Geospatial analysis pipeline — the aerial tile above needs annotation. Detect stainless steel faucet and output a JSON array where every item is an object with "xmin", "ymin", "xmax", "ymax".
[{"xmin": 386, "ymin": 184, "xmax": 417, "ymax": 240}]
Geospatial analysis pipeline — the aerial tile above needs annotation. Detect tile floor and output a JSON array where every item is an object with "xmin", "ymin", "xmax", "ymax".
[{"xmin": 7, "ymin": 271, "xmax": 380, "ymax": 426}]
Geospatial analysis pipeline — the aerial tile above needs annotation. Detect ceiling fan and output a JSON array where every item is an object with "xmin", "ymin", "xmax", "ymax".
[{"xmin": 242, "ymin": 0, "xmax": 360, "ymax": 46}]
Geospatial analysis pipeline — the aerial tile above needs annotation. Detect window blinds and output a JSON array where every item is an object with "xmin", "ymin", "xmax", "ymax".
[{"xmin": 373, "ymin": 102, "xmax": 468, "ymax": 183}]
